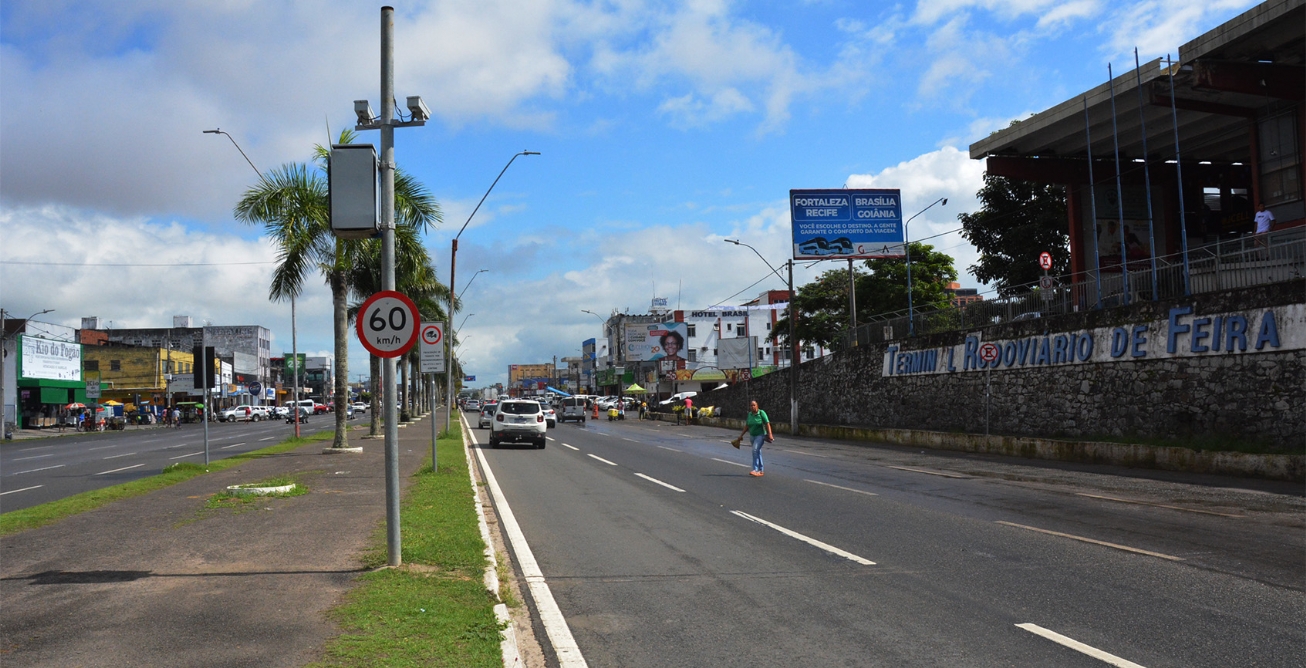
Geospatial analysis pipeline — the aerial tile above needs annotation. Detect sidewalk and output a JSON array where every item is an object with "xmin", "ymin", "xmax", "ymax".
[
  {"xmin": 5, "ymin": 423, "xmax": 169, "ymax": 441},
  {"xmin": 0, "ymin": 415, "xmax": 441, "ymax": 667}
]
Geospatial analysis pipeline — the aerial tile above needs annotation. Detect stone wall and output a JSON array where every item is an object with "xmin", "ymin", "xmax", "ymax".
[{"xmin": 702, "ymin": 280, "xmax": 1305, "ymax": 450}]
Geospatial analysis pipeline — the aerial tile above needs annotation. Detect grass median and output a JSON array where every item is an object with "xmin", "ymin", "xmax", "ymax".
[
  {"xmin": 0, "ymin": 430, "xmax": 334, "ymax": 537},
  {"xmin": 311, "ymin": 420, "xmax": 503, "ymax": 668}
]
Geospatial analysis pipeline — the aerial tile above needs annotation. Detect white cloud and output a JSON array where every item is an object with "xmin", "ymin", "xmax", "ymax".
[
  {"xmin": 1100, "ymin": 0, "xmax": 1256, "ymax": 61},
  {"xmin": 844, "ymin": 146, "xmax": 987, "ymax": 285}
]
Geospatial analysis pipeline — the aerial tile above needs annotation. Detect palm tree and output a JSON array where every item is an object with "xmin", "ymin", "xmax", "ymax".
[
  {"xmin": 235, "ymin": 131, "xmax": 440, "ymax": 448},
  {"xmin": 346, "ymin": 225, "xmax": 452, "ymax": 436}
]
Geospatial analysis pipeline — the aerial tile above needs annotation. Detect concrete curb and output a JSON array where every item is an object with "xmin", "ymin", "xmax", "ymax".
[
  {"xmin": 670, "ymin": 414, "xmax": 1304, "ymax": 482},
  {"xmin": 461, "ymin": 413, "xmax": 522, "ymax": 667}
]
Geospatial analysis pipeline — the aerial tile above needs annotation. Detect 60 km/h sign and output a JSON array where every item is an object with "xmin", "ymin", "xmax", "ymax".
[{"xmin": 356, "ymin": 290, "xmax": 420, "ymax": 358}]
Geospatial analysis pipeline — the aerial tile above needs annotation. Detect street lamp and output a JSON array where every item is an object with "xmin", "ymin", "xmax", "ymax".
[
  {"xmin": 203, "ymin": 129, "xmax": 261, "ymax": 177},
  {"xmin": 904, "ymin": 197, "xmax": 947, "ymax": 336},
  {"xmin": 1, "ymin": 308, "xmax": 54, "ymax": 438},
  {"xmin": 457, "ymin": 313, "xmax": 476, "ymax": 330},
  {"xmin": 460, "ymin": 269, "xmax": 488, "ymax": 299},
  {"xmin": 725, "ymin": 239, "xmax": 800, "ymax": 436},
  {"xmin": 446, "ymin": 151, "xmax": 538, "ymax": 438}
]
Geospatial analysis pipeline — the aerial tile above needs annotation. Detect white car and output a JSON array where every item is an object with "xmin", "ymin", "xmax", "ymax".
[
  {"xmin": 351, "ymin": 402, "xmax": 367, "ymax": 413},
  {"xmin": 489, "ymin": 400, "xmax": 547, "ymax": 448},
  {"xmin": 220, "ymin": 405, "xmax": 261, "ymax": 422},
  {"xmin": 541, "ymin": 405, "xmax": 557, "ymax": 428}
]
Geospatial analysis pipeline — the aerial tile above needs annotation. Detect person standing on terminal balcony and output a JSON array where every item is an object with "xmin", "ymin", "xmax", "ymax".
[
  {"xmin": 1254, "ymin": 202, "xmax": 1275, "ymax": 251},
  {"xmin": 738, "ymin": 400, "xmax": 773, "ymax": 477}
]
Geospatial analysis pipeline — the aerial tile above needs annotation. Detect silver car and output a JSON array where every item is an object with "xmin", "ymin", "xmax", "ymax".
[{"xmin": 489, "ymin": 400, "xmax": 547, "ymax": 448}]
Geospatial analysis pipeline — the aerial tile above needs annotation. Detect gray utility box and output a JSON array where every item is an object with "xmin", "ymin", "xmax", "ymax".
[{"xmin": 329, "ymin": 144, "xmax": 379, "ymax": 239}]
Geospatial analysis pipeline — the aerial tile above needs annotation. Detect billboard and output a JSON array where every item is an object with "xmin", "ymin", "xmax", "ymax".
[
  {"xmin": 19, "ymin": 336, "xmax": 81, "ymax": 381},
  {"xmin": 624, "ymin": 322, "xmax": 689, "ymax": 362},
  {"xmin": 790, "ymin": 189, "xmax": 904, "ymax": 260},
  {"xmin": 717, "ymin": 337, "xmax": 757, "ymax": 370}
]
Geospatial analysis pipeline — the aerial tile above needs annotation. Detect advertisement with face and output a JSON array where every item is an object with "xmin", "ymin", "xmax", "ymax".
[{"xmin": 625, "ymin": 322, "xmax": 689, "ymax": 362}]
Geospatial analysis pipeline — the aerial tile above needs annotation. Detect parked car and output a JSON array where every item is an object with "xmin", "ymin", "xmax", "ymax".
[
  {"xmin": 478, "ymin": 404, "xmax": 497, "ymax": 429},
  {"xmin": 250, "ymin": 406, "xmax": 272, "ymax": 420},
  {"xmin": 490, "ymin": 400, "xmax": 547, "ymax": 448},
  {"xmin": 220, "ymin": 405, "xmax": 261, "ymax": 422},
  {"xmin": 560, "ymin": 396, "xmax": 587, "ymax": 423}
]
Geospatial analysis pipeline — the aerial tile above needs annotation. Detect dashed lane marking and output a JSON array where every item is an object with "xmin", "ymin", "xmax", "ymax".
[
  {"xmin": 587, "ymin": 454, "xmax": 618, "ymax": 466},
  {"xmin": 10, "ymin": 464, "xmax": 64, "ymax": 475},
  {"xmin": 96, "ymin": 464, "xmax": 145, "ymax": 475},
  {"xmin": 14, "ymin": 454, "xmax": 54, "ymax": 461},
  {"xmin": 805, "ymin": 479, "xmax": 878, "ymax": 496},
  {"xmin": 103, "ymin": 452, "xmax": 137, "ymax": 459},
  {"xmin": 1075, "ymin": 492, "xmax": 1244, "ymax": 518},
  {"xmin": 730, "ymin": 511, "xmax": 875, "ymax": 566},
  {"xmin": 634, "ymin": 473, "xmax": 685, "ymax": 492},
  {"xmin": 996, "ymin": 521, "xmax": 1184, "ymax": 561},
  {"xmin": 1015, "ymin": 623, "xmax": 1147, "ymax": 668},
  {"xmin": 561, "ymin": 443, "xmax": 580, "ymax": 451},
  {"xmin": 778, "ymin": 449, "xmax": 829, "ymax": 458},
  {"xmin": 657, "ymin": 446, "xmax": 682, "ymax": 452},
  {"xmin": 0, "ymin": 485, "xmax": 43, "ymax": 496},
  {"xmin": 258, "ymin": 437, "xmax": 275, "ymax": 441},
  {"xmin": 168, "ymin": 452, "xmax": 204, "ymax": 460},
  {"xmin": 220, "ymin": 443, "xmax": 247, "ymax": 450},
  {"xmin": 710, "ymin": 457, "xmax": 749, "ymax": 468},
  {"xmin": 885, "ymin": 465, "xmax": 967, "ymax": 479}
]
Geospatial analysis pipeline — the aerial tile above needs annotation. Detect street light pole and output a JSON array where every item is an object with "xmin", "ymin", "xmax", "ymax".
[
  {"xmin": 904, "ymin": 197, "xmax": 947, "ymax": 337},
  {"xmin": 1, "ymin": 308, "xmax": 53, "ymax": 439},
  {"xmin": 447, "ymin": 151, "xmax": 537, "ymax": 437},
  {"xmin": 724, "ymin": 239, "xmax": 799, "ymax": 435}
]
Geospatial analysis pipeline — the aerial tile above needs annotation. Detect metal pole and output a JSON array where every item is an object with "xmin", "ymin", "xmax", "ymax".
[
  {"xmin": 1167, "ymin": 54, "xmax": 1192, "ymax": 295},
  {"xmin": 203, "ymin": 386, "xmax": 210, "ymax": 465},
  {"xmin": 985, "ymin": 366, "xmax": 991, "ymax": 439},
  {"xmin": 787, "ymin": 260, "xmax": 798, "ymax": 436},
  {"xmin": 431, "ymin": 374, "xmax": 438, "ymax": 471},
  {"xmin": 292, "ymin": 295, "xmax": 299, "ymax": 438},
  {"xmin": 847, "ymin": 259, "xmax": 857, "ymax": 334},
  {"xmin": 446, "ymin": 240, "xmax": 456, "ymax": 437},
  {"xmin": 1108, "ymin": 63, "xmax": 1131, "ymax": 304},
  {"xmin": 379, "ymin": 6, "xmax": 402, "ymax": 567},
  {"xmin": 1083, "ymin": 97, "xmax": 1104, "ymax": 307},
  {"xmin": 905, "ymin": 236, "xmax": 914, "ymax": 336},
  {"xmin": 1134, "ymin": 49, "xmax": 1159, "ymax": 299}
]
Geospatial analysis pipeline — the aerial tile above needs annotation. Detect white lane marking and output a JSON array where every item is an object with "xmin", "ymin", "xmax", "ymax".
[
  {"xmin": 14, "ymin": 454, "xmax": 54, "ymax": 461},
  {"xmin": 468, "ymin": 421, "xmax": 588, "ymax": 667},
  {"xmin": 587, "ymin": 454, "xmax": 617, "ymax": 466},
  {"xmin": 1075, "ymin": 492, "xmax": 1244, "ymax": 518},
  {"xmin": 711, "ymin": 457, "xmax": 749, "ymax": 468},
  {"xmin": 634, "ymin": 473, "xmax": 685, "ymax": 492},
  {"xmin": 258, "ymin": 437, "xmax": 275, "ymax": 441},
  {"xmin": 621, "ymin": 437, "xmax": 638, "ymax": 442},
  {"xmin": 561, "ymin": 443, "xmax": 580, "ymax": 451},
  {"xmin": 779, "ymin": 449, "xmax": 829, "ymax": 458},
  {"xmin": 0, "ymin": 485, "xmax": 44, "ymax": 496},
  {"xmin": 86, "ymin": 445, "xmax": 118, "ymax": 451},
  {"xmin": 886, "ymin": 465, "xmax": 967, "ymax": 479},
  {"xmin": 1015, "ymin": 623, "xmax": 1147, "ymax": 668},
  {"xmin": 546, "ymin": 437, "xmax": 555, "ymax": 441},
  {"xmin": 657, "ymin": 446, "xmax": 682, "ymax": 453},
  {"xmin": 17, "ymin": 446, "xmax": 52, "ymax": 452},
  {"xmin": 219, "ymin": 442, "xmax": 246, "ymax": 450},
  {"xmin": 996, "ymin": 522, "xmax": 1184, "ymax": 561},
  {"xmin": 168, "ymin": 452, "xmax": 203, "ymax": 460},
  {"xmin": 731, "ymin": 511, "xmax": 875, "ymax": 566},
  {"xmin": 805, "ymin": 479, "xmax": 878, "ymax": 496},
  {"xmin": 96, "ymin": 464, "xmax": 145, "ymax": 475},
  {"xmin": 103, "ymin": 452, "xmax": 137, "ymax": 459},
  {"xmin": 11, "ymin": 464, "xmax": 65, "ymax": 475}
]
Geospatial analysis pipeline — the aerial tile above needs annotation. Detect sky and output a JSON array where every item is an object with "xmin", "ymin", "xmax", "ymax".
[{"xmin": 0, "ymin": 0, "xmax": 1257, "ymax": 388}]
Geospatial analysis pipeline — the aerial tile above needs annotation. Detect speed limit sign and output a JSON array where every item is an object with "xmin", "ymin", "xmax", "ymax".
[{"xmin": 355, "ymin": 290, "xmax": 419, "ymax": 358}]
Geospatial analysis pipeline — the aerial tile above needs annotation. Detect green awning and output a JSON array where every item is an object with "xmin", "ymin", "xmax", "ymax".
[{"xmin": 41, "ymin": 387, "xmax": 71, "ymax": 404}]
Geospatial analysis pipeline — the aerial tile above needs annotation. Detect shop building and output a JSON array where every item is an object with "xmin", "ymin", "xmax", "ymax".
[
  {"xmin": 3, "ymin": 319, "xmax": 82, "ymax": 430},
  {"xmin": 81, "ymin": 345, "xmax": 194, "ymax": 413}
]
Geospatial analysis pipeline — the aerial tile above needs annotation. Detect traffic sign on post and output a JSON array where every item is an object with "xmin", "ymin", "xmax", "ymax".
[
  {"xmin": 419, "ymin": 322, "xmax": 445, "ymax": 373},
  {"xmin": 1038, "ymin": 252, "xmax": 1053, "ymax": 270},
  {"xmin": 979, "ymin": 343, "xmax": 1000, "ymax": 364},
  {"xmin": 356, "ymin": 291, "xmax": 420, "ymax": 358}
]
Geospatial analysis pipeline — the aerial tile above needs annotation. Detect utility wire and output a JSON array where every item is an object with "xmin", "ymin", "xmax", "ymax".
[{"xmin": 0, "ymin": 260, "xmax": 275, "ymax": 267}]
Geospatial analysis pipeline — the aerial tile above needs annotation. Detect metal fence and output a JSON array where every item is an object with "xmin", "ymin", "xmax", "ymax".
[{"xmin": 838, "ymin": 226, "xmax": 1306, "ymax": 349}]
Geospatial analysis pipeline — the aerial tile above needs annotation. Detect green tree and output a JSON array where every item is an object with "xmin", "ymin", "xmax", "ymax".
[
  {"xmin": 774, "ymin": 243, "xmax": 957, "ymax": 348},
  {"xmin": 234, "ymin": 131, "xmax": 440, "ymax": 448},
  {"xmin": 958, "ymin": 173, "xmax": 1068, "ymax": 296}
]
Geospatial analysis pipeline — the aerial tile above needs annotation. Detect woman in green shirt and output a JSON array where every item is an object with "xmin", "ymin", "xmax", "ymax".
[{"xmin": 739, "ymin": 400, "xmax": 773, "ymax": 476}]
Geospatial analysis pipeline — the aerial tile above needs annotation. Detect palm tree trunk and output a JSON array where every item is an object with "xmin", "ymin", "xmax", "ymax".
[
  {"xmin": 369, "ymin": 355, "xmax": 380, "ymax": 436},
  {"xmin": 331, "ymin": 268, "xmax": 349, "ymax": 448}
]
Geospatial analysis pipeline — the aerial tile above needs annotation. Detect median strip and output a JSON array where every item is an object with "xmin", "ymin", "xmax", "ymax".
[
  {"xmin": 1015, "ymin": 623, "xmax": 1147, "ymax": 668},
  {"xmin": 634, "ymin": 473, "xmax": 685, "ymax": 492},
  {"xmin": 730, "ymin": 511, "xmax": 875, "ymax": 565},
  {"xmin": 996, "ymin": 521, "xmax": 1184, "ymax": 561}
]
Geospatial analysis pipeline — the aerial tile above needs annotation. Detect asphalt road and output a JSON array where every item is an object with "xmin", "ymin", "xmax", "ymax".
[
  {"xmin": 0, "ymin": 416, "xmax": 345, "ymax": 511},
  {"xmin": 472, "ymin": 415, "xmax": 1304, "ymax": 668}
]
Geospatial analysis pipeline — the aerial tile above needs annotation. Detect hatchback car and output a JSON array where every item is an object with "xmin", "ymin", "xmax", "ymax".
[
  {"xmin": 490, "ymin": 400, "xmax": 547, "ymax": 448},
  {"xmin": 478, "ymin": 404, "xmax": 497, "ymax": 429},
  {"xmin": 541, "ymin": 405, "xmax": 557, "ymax": 428},
  {"xmin": 465, "ymin": 399, "xmax": 481, "ymax": 412}
]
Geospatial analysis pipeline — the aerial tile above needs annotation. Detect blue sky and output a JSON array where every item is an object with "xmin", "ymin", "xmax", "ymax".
[{"xmin": 0, "ymin": 0, "xmax": 1256, "ymax": 387}]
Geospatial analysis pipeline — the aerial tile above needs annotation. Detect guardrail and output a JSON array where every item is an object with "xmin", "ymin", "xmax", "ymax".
[{"xmin": 838, "ymin": 226, "xmax": 1305, "ymax": 349}]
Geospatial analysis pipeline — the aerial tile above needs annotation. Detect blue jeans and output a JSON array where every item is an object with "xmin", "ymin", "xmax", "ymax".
[{"xmin": 751, "ymin": 433, "xmax": 766, "ymax": 471}]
